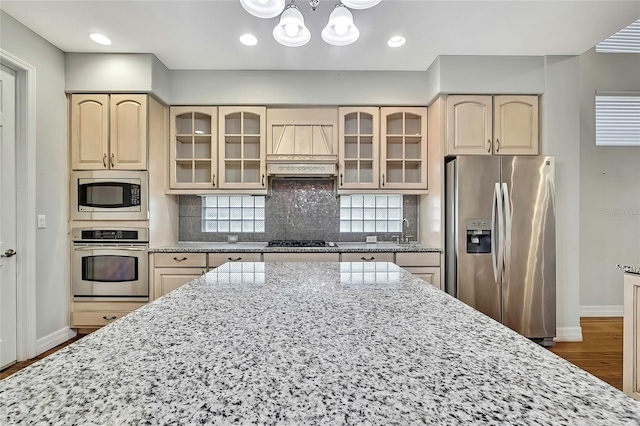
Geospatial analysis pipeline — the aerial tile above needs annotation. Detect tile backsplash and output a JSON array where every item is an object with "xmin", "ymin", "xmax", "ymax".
[{"xmin": 179, "ymin": 179, "xmax": 418, "ymax": 242}]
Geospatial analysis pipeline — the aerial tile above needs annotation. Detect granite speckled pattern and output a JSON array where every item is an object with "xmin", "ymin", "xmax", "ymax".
[
  {"xmin": 2, "ymin": 262, "xmax": 640, "ymax": 424},
  {"xmin": 617, "ymin": 264, "xmax": 640, "ymax": 275},
  {"xmin": 149, "ymin": 242, "xmax": 441, "ymax": 253}
]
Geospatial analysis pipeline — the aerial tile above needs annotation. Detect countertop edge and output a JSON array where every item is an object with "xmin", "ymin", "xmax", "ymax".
[
  {"xmin": 617, "ymin": 264, "xmax": 640, "ymax": 275},
  {"xmin": 149, "ymin": 243, "xmax": 442, "ymax": 254}
]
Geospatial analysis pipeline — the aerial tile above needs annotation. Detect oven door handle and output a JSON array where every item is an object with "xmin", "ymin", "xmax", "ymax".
[{"xmin": 73, "ymin": 246, "xmax": 147, "ymax": 251}]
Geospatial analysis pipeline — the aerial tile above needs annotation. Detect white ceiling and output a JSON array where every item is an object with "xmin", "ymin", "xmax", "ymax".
[{"xmin": 2, "ymin": 0, "xmax": 639, "ymax": 71}]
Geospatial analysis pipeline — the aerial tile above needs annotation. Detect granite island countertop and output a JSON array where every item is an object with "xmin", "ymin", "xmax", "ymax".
[
  {"xmin": 617, "ymin": 264, "xmax": 640, "ymax": 275},
  {"xmin": 149, "ymin": 241, "xmax": 442, "ymax": 253},
  {"xmin": 2, "ymin": 262, "xmax": 640, "ymax": 424}
]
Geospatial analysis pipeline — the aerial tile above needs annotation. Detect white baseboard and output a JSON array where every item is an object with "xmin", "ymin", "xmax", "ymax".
[
  {"xmin": 555, "ymin": 327, "xmax": 583, "ymax": 342},
  {"xmin": 36, "ymin": 327, "xmax": 77, "ymax": 356},
  {"xmin": 579, "ymin": 305, "xmax": 623, "ymax": 317}
]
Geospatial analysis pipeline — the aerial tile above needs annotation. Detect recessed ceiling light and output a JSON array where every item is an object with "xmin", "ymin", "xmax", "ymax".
[
  {"xmin": 89, "ymin": 33, "xmax": 111, "ymax": 46},
  {"xmin": 388, "ymin": 36, "xmax": 406, "ymax": 48},
  {"xmin": 240, "ymin": 34, "xmax": 258, "ymax": 46}
]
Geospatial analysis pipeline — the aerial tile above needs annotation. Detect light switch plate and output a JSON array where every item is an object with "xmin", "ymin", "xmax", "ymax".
[
  {"xmin": 366, "ymin": 236, "xmax": 377, "ymax": 243},
  {"xmin": 37, "ymin": 215, "xmax": 46, "ymax": 229}
]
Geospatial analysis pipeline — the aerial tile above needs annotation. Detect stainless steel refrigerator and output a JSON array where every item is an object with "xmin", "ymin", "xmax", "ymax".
[{"xmin": 445, "ymin": 156, "xmax": 556, "ymax": 345}]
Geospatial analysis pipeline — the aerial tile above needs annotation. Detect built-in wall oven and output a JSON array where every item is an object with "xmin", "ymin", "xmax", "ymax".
[
  {"xmin": 70, "ymin": 170, "xmax": 149, "ymax": 221},
  {"xmin": 72, "ymin": 227, "xmax": 149, "ymax": 301}
]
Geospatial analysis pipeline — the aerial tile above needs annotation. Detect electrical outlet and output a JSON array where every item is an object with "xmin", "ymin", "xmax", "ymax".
[
  {"xmin": 366, "ymin": 236, "xmax": 377, "ymax": 244},
  {"xmin": 37, "ymin": 215, "xmax": 46, "ymax": 229}
]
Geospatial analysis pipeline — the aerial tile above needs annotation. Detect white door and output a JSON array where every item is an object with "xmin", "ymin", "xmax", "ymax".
[{"xmin": 0, "ymin": 64, "xmax": 18, "ymax": 370}]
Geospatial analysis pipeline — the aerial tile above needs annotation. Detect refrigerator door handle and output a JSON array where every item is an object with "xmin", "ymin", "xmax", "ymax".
[
  {"xmin": 502, "ymin": 182, "xmax": 512, "ymax": 283},
  {"xmin": 491, "ymin": 183, "xmax": 504, "ymax": 283}
]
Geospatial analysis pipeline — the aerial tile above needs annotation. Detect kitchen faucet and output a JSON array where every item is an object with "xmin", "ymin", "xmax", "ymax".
[{"xmin": 401, "ymin": 218, "xmax": 413, "ymax": 245}]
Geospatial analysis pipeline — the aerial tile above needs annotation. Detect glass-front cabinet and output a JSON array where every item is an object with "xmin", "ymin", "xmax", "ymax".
[
  {"xmin": 338, "ymin": 107, "xmax": 379, "ymax": 190},
  {"xmin": 380, "ymin": 107, "xmax": 428, "ymax": 190},
  {"xmin": 169, "ymin": 106, "xmax": 218, "ymax": 189},
  {"xmin": 218, "ymin": 107, "xmax": 267, "ymax": 191}
]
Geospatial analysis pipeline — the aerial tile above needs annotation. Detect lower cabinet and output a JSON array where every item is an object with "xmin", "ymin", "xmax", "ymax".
[
  {"xmin": 208, "ymin": 252, "xmax": 262, "ymax": 268},
  {"xmin": 395, "ymin": 252, "xmax": 442, "ymax": 289},
  {"xmin": 263, "ymin": 252, "xmax": 340, "ymax": 262},
  {"xmin": 152, "ymin": 253, "xmax": 207, "ymax": 299},
  {"xmin": 341, "ymin": 252, "xmax": 394, "ymax": 262},
  {"xmin": 71, "ymin": 301, "xmax": 146, "ymax": 332},
  {"xmin": 623, "ymin": 273, "xmax": 640, "ymax": 400}
]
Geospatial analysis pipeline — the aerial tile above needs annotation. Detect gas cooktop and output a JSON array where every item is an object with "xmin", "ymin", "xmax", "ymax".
[{"xmin": 267, "ymin": 240, "xmax": 335, "ymax": 248}]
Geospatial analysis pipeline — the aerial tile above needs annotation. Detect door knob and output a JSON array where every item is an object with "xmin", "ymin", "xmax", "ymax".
[{"xmin": 1, "ymin": 249, "xmax": 16, "ymax": 258}]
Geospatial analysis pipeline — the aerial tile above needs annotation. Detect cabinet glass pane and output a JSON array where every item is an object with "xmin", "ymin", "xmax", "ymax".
[
  {"xmin": 405, "ymin": 161, "xmax": 421, "ymax": 183},
  {"xmin": 405, "ymin": 139, "xmax": 422, "ymax": 160},
  {"xmin": 360, "ymin": 161, "xmax": 373, "ymax": 183},
  {"xmin": 194, "ymin": 161, "xmax": 212, "ymax": 183},
  {"xmin": 344, "ymin": 113, "xmax": 358, "ymax": 134},
  {"xmin": 405, "ymin": 114, "xmax": 422, "ymax": 135},
  {"xmin": 176, "ymin": 113, "xmax": 193, "ymax": 134},
  {"xmin": 387, "ymin": 138, "xmax": 404, "ymax": 159},
  {"xmin": 225, "ymin": 161, "xmax": 242, "ymax": 183},
  {"xmin": 386, "ymin": 113, "xmax": 404, "ymax": 134},
  {"xmin": 344, "ymin": 136, "xmax": 358, "ymax": 158},
  {"xmin": 344, "ymin": 161, "xmax": 358, "ymax": 183},
  {"xmin": 243, "ymin": 113, "xmax": 261, "ymax": 135},
  {"xmin": 386, "ymin": 161, "xmax": 404, "ymax": 183},
  {"xmin": 244, "ymin": 137, "xmax": 261, "ymax": 160},
  {"xmin": 360, "ymin": 137, "xmax": 373, "ymax": 159},
  {"xmin": 176, "ymin": 136, "xmax": 193, "ymax": 159},
  {"xmin": 194, "ymin": 136, "xmax": 212, "ymax": 159},
  {"xmin": 360, "ymin": 113, "xmax": 373, "ymax": 134},
  {"xmin": 194, "ymin": 113, "xmax": 211, "ymax": 135},
  {"xmin": 225, "ymin": 138, "xmax": 242, "ymax": 159},
  {"xmin": 225, "ymin": 112, "xmax": 242, "ymax": 134},
  {"xmin": 243, "ymin": 161, "xmax": 261, "ymax": 183},
  {"xmin": 176, "ymin": 161, "xmax": 193, "ymax": 183}
]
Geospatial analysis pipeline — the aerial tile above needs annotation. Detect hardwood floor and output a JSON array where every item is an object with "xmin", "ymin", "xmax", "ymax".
[
  {"xmin": 549, "ymin": 317, "xmax": 623, "ymax": 391},
  {"xmin": 1, "ymin": 319, "xmax": 625, "ymax": 392}
]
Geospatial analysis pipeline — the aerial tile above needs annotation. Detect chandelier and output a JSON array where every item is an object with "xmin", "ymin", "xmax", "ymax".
[{"xmin": 240, "ymin": 0, "xmax": 382, "ymax": 47}]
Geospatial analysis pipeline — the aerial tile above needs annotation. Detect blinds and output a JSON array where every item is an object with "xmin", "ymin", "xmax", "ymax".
[
  {"xmin": 595, "ymin": 93, "xmax": 640, "ymax": 146},
  {"xmin": 596, "ymin": 19, "xmax": 640, "ymax": 53}
]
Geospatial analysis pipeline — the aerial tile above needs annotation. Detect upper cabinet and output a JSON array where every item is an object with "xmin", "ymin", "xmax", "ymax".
[
  {"xmin": 169, "ymin": 106, "xmax": 218, "ymax": 190},
  {"xmin": 71, "ymin": 94, "xmax": 147, "ymax": 170},
  {"xmin": 380, "ymin": 107, "xmax": 428, "ymax": 190},
  {"xmin": 338, "ymin": 107, "xmax": 380, "ymax": 190},
  {"xmin": 446, "ymin": 95, "xmax": 539, "ymax": 156},
  {"xmin": 218, "ymin": 107, "xmax": 267, "ymax": 191}
]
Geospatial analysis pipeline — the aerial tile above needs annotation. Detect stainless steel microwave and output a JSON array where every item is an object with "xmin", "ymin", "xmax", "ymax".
[{"xmin": 70, "ymin": 171, "xmax": 149, "ymax": 220}]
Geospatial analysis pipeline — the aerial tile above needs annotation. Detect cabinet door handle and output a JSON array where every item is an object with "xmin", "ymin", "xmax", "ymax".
[
  {"xmin": 173, "ymin": 256, "xmax": 188, "ymax": 262},
  {"xmin": 381, "ymin": 174, "xmax": 385, "ymax": 186},
  {"xmin": 361, "ymin": 256, "xmax": 375, "ymax": 262},
  {"xmin": 495, "ymin": 138, "xmax": 500, "ymax": 153},
  {"xmin": 103, "ymin": 154, "xmax": 107, "ymax": 168},
  {"xmin": 340, "ymin": 173, "xmax": 343, "ymax": 186},
  {"xmin": 212, "ymin": 173, "xmax": 216, "ymax": 186},
  {"xmin": 110, "ymin": 153, "xmax": 115, "ymax": 168},
  {"xmin": 102, "ymin": 316, "xmax": 117, "ymax": 321},
  {"xmin": 487, "ymin": 139, "xmax": 491, "ymax": 153},
  {"xmin": 261, "ymin": 174, "xmax": 265, "ymax": 187},
  {"xmin": 228, "ymin": 257, "xmax": 242, "ymax": 262}
]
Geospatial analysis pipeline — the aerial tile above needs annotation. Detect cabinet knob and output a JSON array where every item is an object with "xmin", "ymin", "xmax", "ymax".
[
  {"xmin": 102, "ymin": 316, "xmax": 117, "ymax": 321},
  {"xmin": 361, "ymin": 256, "xmax": 375, "ymax": 262},
  {"xmin": 228, "ymin": 257, "xmax": 242, "ymax": 262},
  {"xmin": 212, "ymin": 174, "xmax": 216, "ymax": 186},
  {"xmin": 381, "ymin": 174, "xmax": 385, "ymax": 186},
  {"xmin": 487, "ymin": 139, "xmax": 491, "ymax": 153},
  {"xmin": 340, "ymin": 173, "xmax": 343, "ymax": 186},
  {"xmin": 110, "ymin": 153, "xmax": 115, "ymax": 168},
  {"xmin": 173, "ymin": 256, "xmax": 188, "ymax": 262},
  {"xmin": 495, "ymin": 138, "xmax": 501, "ymax": 153},
  {"xmin": 261, "ymin": 174, "xmax": 265, "ymax": 187},
  {"xmin": 102, "ymin": 154, "xmax": 107, "ymax": 168}
]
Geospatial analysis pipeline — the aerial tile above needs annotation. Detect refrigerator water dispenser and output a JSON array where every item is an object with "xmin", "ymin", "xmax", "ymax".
[{"xmin": 465, "ymin": 219, "xmax": 491, "ymax": 254}]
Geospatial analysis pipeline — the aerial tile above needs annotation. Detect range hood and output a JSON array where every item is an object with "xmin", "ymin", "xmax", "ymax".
[{"xmin": 266, "ymin": 109, "xmax": 338, "ymax": 177}]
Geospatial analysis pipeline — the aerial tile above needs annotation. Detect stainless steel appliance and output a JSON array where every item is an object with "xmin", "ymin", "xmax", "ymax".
[
  {"xmin": 72, "ymin": 227, "xmax": 149, "ymax": 301},
  {"xmin": 70, "ymin": 170, "xmax": 149, "ymax": 220},
  {"xmin": 445, "ymin": 156, "xmax": 556, "ymax": 345}
]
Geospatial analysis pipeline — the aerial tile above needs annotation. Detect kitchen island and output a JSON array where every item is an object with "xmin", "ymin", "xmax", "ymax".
[{"xmin": 2, "ymin": 262, "xmax": 640, "ymax": 424}]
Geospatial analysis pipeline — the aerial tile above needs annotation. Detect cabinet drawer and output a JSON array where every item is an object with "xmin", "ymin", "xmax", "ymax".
[
  {"xmin": 154, "ymin": 253, "xmax": 207, "ymax": 268},
  {"xmin": 208, "ymin": 252, "xmax": 262, "ymax": 267},
  {"xmin": 341, "ymin": 252, "xmax": 394, "ymax": 262},
  {"xmin": 71, "ymin": 311, "xmax": 131, "ymax": 327},
  {"xmin": 263, "ymin": 252, "xmax": 340, "ymax": 262},
  {"xmin": 395, "ymin": 252, "xmax": 440, "ymax": 267},
  {"xmin": 403, "ymin": 267, "xmax": 441, "ymax": 289}
]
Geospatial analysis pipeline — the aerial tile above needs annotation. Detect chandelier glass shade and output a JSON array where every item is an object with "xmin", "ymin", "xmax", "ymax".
[
  {"xmin": 272, "ymin": 5, "xmax": 311, "ymax": 47},
  {"xmin": 340, "ymin": 0, "xmax": 381, "ymax": 10},
  {"xmin": 240, "ymin": 0, "xmax": 286, "ymax": 19},
  {"xmin": 321, "ymin": 5, "xmax": 359, "ymax": 46}
]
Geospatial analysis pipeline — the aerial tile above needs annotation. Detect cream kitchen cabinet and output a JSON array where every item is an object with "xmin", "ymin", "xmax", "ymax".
[
  {"xmin": 446, "ymin": 95, "xmax": 539, "ymax": 156},
  {"xmin": 395, "ymin": 252, "xmax": 441, "ymax": 289},
  {"xmin": 208, "ymin": 252, "xmax": 262, "ymax": 267},
  {"xmin": 70, "ymin": 94, "xmax": 148, "ymax": 170},
  {"xmin": 71, "ymin": 301, "xmax": 146, "ymax": 332},
  {"xmin": 218, "ymin": 107, "xmax": 267, "ymax": 191},
  {"xmin": 170, "ymin": 106, "xmax": 218, "ymax": 190},
  {"xmin": 151, "ymin": 253, "xmax": 207, "ymax": 299},
  {"xmin": 380, "ymin": 107, "xmax": 429, "ymax": 191},
  {"xmin": 338, "ymin": 107, "xmax": 380, "ymax": 190},
  {"xmin": 341, "ymin": 252, "xmax": 394, "ymax": 262},
  {"xmin": 263, "ymin": 252, "xmax": 340, "ymax": 262},
  {"xmin": 624, "ymin": 272, "xmax": 640, "ymax": 401}
]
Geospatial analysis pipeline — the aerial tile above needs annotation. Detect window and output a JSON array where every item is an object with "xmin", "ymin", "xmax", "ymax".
[
  {"xmin": 339, "ymin": 195, "xmax": 403, "ymax": 233},
  {"xmin": 596, "ymin": 19, "xmax": 640, "ymax": 53},
  {"xmin": 202, "ymin": 195, "xmax": 265, "ymax": 233},
  {"xmin": 595, "ymin": 92, "xmax": 640, "ymax": 146}
]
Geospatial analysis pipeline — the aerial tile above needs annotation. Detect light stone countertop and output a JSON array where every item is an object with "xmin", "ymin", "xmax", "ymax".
[
  {"xmin": 149, "ymin": 241, "xmax": 442, "ymax": 253},
  {"xmin": 2, "ymin": 262, "xmax": 640, "ymax": 424},
  {"xmin": 617, "ymin": 264, "xmax": 640, "ymax": 275}
]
